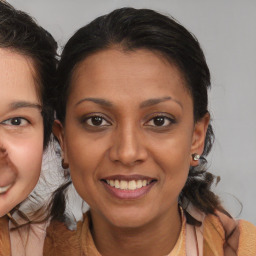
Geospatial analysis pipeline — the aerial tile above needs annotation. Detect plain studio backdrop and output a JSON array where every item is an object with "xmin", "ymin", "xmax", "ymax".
[{"xmin": 7, "ymin": 0, "xmax": 256, "ymax": 225}]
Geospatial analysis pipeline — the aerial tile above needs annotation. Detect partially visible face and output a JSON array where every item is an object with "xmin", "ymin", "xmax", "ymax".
[
  {"xmin": 0, "ymin": 49, "xmax": 44, "ymax": 217},
  {"xmin": 58, "ymin": 48, "xmax": 208, "ymax": 228}
]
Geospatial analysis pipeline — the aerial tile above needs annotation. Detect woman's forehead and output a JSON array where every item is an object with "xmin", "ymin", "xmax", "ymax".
[{"xmin": 65, "ymin": 48, "xmax": 193, "ymax": 117}]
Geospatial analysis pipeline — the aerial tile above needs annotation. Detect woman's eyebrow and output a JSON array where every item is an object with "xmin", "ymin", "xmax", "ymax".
[
  {"xmin": 140, "ymin": 96, "xmax": 183, "ymax": 109},
  {"xmin": 9, "ymin": 101, "xmax": 42, "ymax": 111},
  {"xmin": 75, "ymin": 97, "xmax": 113, "ymax": 107},
  {"xmin": 75, "ymin": 97, "xmax": 183, "ymax": 109}
]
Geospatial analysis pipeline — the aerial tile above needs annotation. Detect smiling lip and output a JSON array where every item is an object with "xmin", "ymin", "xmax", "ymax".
[
  {"xmin": 101, "ymin": 175, "xmax": 157, "ymax": 200},
  {"xmin": 0, "ymin": 184, "xmax": 13, "ymax": 195}
]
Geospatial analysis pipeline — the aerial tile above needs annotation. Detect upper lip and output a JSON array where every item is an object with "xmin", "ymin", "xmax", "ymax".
[{"xmin": 101, "ymin": 174, "xmax": 157, "ymax": 182}]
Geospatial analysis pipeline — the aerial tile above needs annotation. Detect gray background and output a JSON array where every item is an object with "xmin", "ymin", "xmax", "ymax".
[{"xmin": 8, "ymin": 0, "xmax": 256, "ymax": 224}]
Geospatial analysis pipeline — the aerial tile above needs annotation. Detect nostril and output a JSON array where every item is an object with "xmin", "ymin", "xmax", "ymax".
[
  {"xmin": 0, "ymin": 146, "xmax": 7, "ymax": 157},
  {"xmin": 0, "ymin": 146, "xmax": 6, "ymax": 152}
]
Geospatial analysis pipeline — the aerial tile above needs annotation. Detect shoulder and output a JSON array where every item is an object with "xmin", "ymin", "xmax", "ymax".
[
  {"xmin": 43, "ymin": 213, "xmax": 93, "ymax": 256},
  {"xmin": 43, "ymin": 218, "xmax": 82, "ymax": 256},
  {"xmin": 0, "ymin": 216, "xmax": 11, "ymax": 256},
  {"xmin": 203, "ymin": 213, "xmax": 256, "ymax": 256},
  {"xmin": 237, "ymin": 219, "xmax": 256, "ymax": 256}
]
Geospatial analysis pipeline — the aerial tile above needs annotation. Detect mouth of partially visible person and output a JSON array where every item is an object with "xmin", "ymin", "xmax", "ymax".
[{"xmin": 0, "ymin": 184, "xmax": 13, "ymax": 194}]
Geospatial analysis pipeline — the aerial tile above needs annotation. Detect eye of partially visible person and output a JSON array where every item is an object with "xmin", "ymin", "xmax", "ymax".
[{"xmin": 2, "ymin": 117, "xmax": 29, "ymax": 126}]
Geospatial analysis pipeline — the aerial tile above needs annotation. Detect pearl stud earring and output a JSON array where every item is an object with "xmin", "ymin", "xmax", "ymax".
[{"xmin": 192, "ymin": 153, "xmax": 200, "ymax": 161}]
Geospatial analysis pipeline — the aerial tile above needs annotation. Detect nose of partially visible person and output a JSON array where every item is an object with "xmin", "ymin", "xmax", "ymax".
[
  {"xmin": 109, "ymin": 124, "xmax": 148, "ymax": 166},
  {"xmin": 0, "ymin": 145, "xmax": 17, "ymax": 193}
]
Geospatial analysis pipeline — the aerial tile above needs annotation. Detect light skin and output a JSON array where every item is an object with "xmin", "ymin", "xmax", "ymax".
[
  {"xmin": 55, "ymin": 48, "xmax": 209, "ymax": 256},
  {"xmin": 0, "ymin": 48, "xmax": 44, "ymax": 217}
]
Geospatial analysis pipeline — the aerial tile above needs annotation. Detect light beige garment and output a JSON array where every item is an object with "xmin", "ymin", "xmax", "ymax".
[
  {"xmin": 10, "ymin": 220, "xmax": 49, "ymax": 256},
  {"xmin": 186, "ymin": 204, "xmax": 205, "ymax": 256}
]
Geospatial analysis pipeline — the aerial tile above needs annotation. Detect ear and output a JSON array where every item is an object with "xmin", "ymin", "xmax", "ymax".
[
  {"xmin": 53, "ymin": 120, "xmax": 68, "ymax": 162},
  {"xmin": 190, "ymin": 113, "xmax": 210, "ymax": 166}
]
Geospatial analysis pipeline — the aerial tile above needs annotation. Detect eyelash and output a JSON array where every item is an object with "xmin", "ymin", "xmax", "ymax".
[
  {"xmin": 1, "ymin": 117, "xmax": 30, "ymax": 127},
  {"xmin": 145, "ymin": 114, "xmax": 175, "ymax": 127},
  {"xmin": 81, "ymin": 113, "xmax": 175, "ymax": 129},
  {"xmin": 82, "ymin": 114, "xmax": 111, "ymax": 127}
]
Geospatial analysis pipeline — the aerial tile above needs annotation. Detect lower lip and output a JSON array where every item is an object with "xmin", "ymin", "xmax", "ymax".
[{"xmin": 102, "ymin": 181, "xmax": 156, "ymax": 200}]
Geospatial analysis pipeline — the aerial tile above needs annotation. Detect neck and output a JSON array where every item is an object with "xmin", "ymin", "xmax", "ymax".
[{"xmin": 90, "ymin": 206, "xmax": 182, "ymax": 256}]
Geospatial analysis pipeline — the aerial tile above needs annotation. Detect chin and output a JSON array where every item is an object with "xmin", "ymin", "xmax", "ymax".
[
  {"xmin": 0, "ymin": 194, "xmax": 15, "ymax": 217},
  {"xmin": 0, "ymin": 203, "xmax": 13, "ymax": 217},
  {"xmin": 105, "ymin": 208, "xmax": 154, "ymax": 229}
]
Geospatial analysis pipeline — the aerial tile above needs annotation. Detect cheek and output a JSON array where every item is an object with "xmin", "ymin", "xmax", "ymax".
[
  {"xmin": 150, "ymin": 130, "xmax": 193, "ymax": 194},
  {"xmin": 12, "ymin": 134, "xmax": 44, "ymax": 185},
  {"xmin": 66, "ymin": 135, "xmax": 98, "ymax": 170},
  {"xmin": 65, "ymin": 124, "xmax": 108, "ymax": 173},
  {"xmin": 150, "ymin": 130, "xmax": 193, "ymax": 170},
  {"xmin": 65, "ymin": 130, "xmax": 110, "ymax": 205},
  {"xmin": 65, "ymin": 134, "xmax": 100, "ymax": 189},
  {"xmin": 0, "ymin": 131, "xmax": 44, "ymax": 216},
  {"xmin": 156, "ymin": 145, "xmax": 190, "ymax": 188}
]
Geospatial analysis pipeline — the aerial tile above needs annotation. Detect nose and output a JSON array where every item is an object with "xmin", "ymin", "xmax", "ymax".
[{"xmin": 109, "ymin": 124, "xmax": 148, "ymax": 166}]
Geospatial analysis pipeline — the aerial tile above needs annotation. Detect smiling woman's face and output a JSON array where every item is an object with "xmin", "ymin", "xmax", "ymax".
[
  {"xmin": 0, "ymin": 49, "xmax": 44, "ymax": 217},
  {"xmin": 57, "ymin": 48, "xmax": 209, "ymax": 228}
]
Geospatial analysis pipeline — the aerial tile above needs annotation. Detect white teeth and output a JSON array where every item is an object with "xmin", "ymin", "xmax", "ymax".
[
  {"xmin": 120, "ymin": 180, "xmax": 128, "ymax": 190},
  {"xmin": 106, "ymin": 179, "xmax": 150, "ymax": 190},
  {"xmin": 128, "ymin": 180, "xmax": 136, "ymax": 190},
  {"xmin": 115, "ymin": 180, "xmax": 120, "ymax": 189},
  {"xmin": 136, "ymin": 180, "xmax": 142, "ymax": 188},
  {"xmin": 0, "ymin": 184, "xmax": 12, "ymax": 194}
]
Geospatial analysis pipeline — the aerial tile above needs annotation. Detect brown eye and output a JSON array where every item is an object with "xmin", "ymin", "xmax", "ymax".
[
  {"xmin": 153, "ymin": 116, "xmax": 165, "ymax": 126},
  {"xmin": 91, "ymin": 116, "xmax": 103, "ymax": 126},
  {"xmin": 85, "ymin": 115, "xmax": 110, "ymax": 127},
  {"xmin": 145, "ymin": 115, "xmax": 174, "ymax": 127}
]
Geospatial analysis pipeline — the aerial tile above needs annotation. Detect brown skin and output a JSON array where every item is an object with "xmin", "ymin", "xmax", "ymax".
[{"xmin": 54, "ymin": 48, "xmax": 209, "ymax": 256}]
